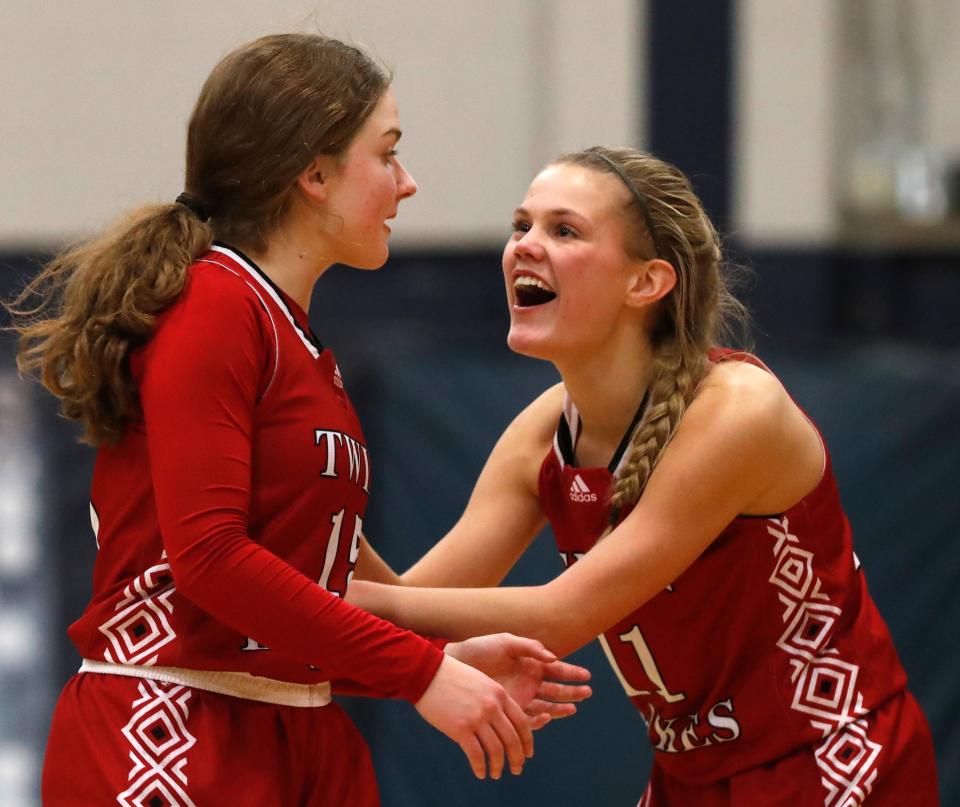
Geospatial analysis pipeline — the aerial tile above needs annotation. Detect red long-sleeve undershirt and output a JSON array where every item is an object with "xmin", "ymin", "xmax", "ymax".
[{"xmin": 124, "ymin": 260, "xmax": 442, "ymax": 702}]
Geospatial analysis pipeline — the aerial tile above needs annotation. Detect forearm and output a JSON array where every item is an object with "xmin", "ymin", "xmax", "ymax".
[
  {"xmin": 347, "ymin": 511, "xmax": 691, "ymax": 660},
  {"xmin": 347, "ymin": 579, "xmax": 585, "ymax": 657},
  {"xmin": 401, "ymin": 547, "xmax": 513, "ymax": 589}
]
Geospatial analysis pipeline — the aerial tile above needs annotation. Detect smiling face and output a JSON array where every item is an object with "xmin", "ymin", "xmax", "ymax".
[
  {"xmin": 503, "ymin": 163, "xmax": 650, "ymax": 362},
  {"xmin": 318, "ymin": 88, "xmax": 417, "ymax": 269}
]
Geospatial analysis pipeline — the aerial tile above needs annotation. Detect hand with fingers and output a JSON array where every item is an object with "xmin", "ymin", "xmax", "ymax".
[
  {"xmin": 444, "ymin": 633, "xmax": 592, "ymax": 720},
  {"xmin": 414, "ymin": 653, "xmax": 544, "ymax": 780}
]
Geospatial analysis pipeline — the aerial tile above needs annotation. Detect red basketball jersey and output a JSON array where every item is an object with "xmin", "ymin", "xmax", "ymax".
[
  {"xmin": 68, "ymin": 244, "xmax": 442, "ymax": 701},
  {"xmin": 539, "ymin": 351, "xmax": 908, "ymax": 798}
]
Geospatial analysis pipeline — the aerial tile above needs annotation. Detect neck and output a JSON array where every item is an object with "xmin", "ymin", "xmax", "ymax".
[
  {"xmin": 242, "ymin": 224, "xmax": 335, "ymax": 313},
  {"xmin": 555, "ymin": 330, "xmax": 656, "ymax": 461}
]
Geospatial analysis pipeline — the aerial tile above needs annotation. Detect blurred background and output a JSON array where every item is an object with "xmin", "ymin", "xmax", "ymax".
[{"xmin": 1, "ymin": 1, "xmax": 957, "ymax": 804}]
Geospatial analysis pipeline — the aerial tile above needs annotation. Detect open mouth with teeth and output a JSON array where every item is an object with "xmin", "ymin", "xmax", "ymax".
[{"xmin": 514, "ymin": 276, "xmax": 557, "ymax": 307}]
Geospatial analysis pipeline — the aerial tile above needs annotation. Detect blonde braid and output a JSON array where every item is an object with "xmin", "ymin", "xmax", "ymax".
[{"xmin": 607, "ymin": 348, "xmax": 707, "ymax": 523}]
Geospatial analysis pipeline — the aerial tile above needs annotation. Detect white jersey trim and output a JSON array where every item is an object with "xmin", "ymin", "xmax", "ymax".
[
  {"xmin": 551, "ymin": 431, "xmax": 563, "ymax": 467},
  {"xmin": 80, "ymin": 659, "xmax": 332, "ymax": 708},
  {"xmin": 552, "ymin": 393, "xmax": 582, "ymax": 468},
  {"xmin": 610, "ymin": 432, "xmax": 633, "ymax": 477},
  {"xmin": 553, "ymin": 390, "xmax": 642, "ymax": 477},
  {"xmin": 209, "ymin": 244, "xmax": 321, "ymax": 360}
]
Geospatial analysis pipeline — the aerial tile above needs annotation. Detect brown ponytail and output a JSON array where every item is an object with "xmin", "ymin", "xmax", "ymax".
[
  {"xmin": 7, "ymin": 33, "xmax": 389, "ymax": 445},
  {"xmin": 8, "ymin": 204, "xmax": 212, "ymax": 444}
]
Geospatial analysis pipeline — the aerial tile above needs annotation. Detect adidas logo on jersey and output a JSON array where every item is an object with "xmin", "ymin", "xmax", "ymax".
[{"xmin": 569, "ymin": 474, "xmax": 597, "ymax": 503}]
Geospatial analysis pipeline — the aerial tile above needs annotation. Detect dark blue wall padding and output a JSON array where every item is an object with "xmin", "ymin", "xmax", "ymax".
[{"xmin": 344, "ymin": 345, "xmax": 959, "ymax": 805}]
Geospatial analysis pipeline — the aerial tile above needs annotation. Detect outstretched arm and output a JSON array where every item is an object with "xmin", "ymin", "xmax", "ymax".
[
  {"xmin": 349, "ymin": 384, "xmax": 595, "ymax": 720},
  {"xmin": 349, "ymin": 363, "xmax": 825, "ymax": 657},
  {"xmin": 351, "ymin": 384, "xmax": 562, "ymax": 590}
]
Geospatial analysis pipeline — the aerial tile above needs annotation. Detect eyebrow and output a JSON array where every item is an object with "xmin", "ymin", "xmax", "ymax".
[
  {"xmin": 513, "ymin": 206, "xmax": 586, "ymax": 220},
  {"xmin": 382, "ymin": 127, "xmax": 403, "ymax": 141}
]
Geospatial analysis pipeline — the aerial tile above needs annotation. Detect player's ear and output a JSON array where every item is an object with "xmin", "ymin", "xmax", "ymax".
[
  {"xmin": 296, "ymin": 155, "xmax": 337, "ymax": 204},
  {"xmin": 625, "ymin": 258, "xmax": 676, "ymax": 309}
]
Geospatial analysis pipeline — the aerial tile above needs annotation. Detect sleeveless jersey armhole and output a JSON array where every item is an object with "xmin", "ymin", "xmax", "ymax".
[{"xmin": 710, "ymin": 348, "xmax": 829, "ymax": 515}]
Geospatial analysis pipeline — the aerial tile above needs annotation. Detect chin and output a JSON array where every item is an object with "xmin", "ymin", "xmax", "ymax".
[
  {"xmin": 351, "ymin": 248, "xmax": 389, "ymax": 270},
  {"xmin": 506, "ymin": 327, "xmax": 557, "ymax": 361},
  {"xmin": 357, "ymin": 260, "xmax": 386, "ymax": 271}
]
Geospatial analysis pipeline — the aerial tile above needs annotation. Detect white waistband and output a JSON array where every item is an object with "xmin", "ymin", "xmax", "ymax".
[{"xmin": 79, "ymin": 659, "xmax": 332, "ymax": 708}]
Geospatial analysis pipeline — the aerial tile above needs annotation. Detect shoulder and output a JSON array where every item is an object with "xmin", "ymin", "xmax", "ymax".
[
  {"xmin": 681, "ymin": 357, "xmax": 813, "ymax": 477},
  {"xmin": 145, "ymin": 256, "xmax": 276, "ymax": 369},
  {"xmin": 160, "ymin": 257, "xmax": 272, "ymax": 334},
  {"xmin": 184, "ymin": 256, "xmax": 269, "ymax": 310},
  {"xmin": 693, "ymin": 358, "xmax": 791, "ymax": 430},
  {"xmin": 505, "ymin": 382, "xmax": 565, "ymax": 453},
  {"xmin": 680, "ymin": 356, "xmax": 823, "ymax": 513}
]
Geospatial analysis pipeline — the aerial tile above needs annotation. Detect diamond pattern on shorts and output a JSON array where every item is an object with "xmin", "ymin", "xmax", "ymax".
[{"xmin": 116, "ymin": 679, "xmax": 197, "ymax": 807}]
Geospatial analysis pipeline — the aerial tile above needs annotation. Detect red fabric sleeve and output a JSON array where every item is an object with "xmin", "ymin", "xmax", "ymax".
[{"xmin": 138, "ymin": 275, "xmax": 442, "ymax": 702}]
